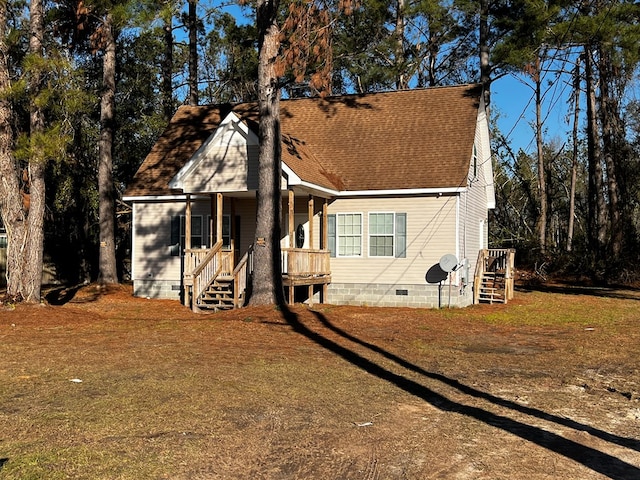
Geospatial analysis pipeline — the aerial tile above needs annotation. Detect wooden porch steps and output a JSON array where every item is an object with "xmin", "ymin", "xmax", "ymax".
[
  {"xmin": 198, "ymin": 276, "xmax": 235, "ymax": 311},
  {"xmin": 477, "ymin": 271, "xmax": 506, "ymax": 304}
]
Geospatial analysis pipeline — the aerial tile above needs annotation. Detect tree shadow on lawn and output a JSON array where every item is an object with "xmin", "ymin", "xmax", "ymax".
[{"xmin": 280, "ymin": 305, "xmax": 640, "ymax": 480}]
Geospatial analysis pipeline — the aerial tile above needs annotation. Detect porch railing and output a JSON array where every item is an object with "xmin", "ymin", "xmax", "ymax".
[
  {"xmin": 183, "ymin": 245, "xmax": 330, "ymax": 311},
  {"xmin": 473, "ymin": 248, "xmax": 516, "ymax": 304},
  {"xmin": 281, "ymin": 248, "xmax": 331, "ymax": 277},
  {"xmin": 232, "ymin": 244, "xmax": 254, "ymax": 308},
  {"xmin": 184, "ymin": 241, "xmax": 234, "ymax": 311}
]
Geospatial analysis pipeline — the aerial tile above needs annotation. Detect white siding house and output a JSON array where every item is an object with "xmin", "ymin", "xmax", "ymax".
[{"xmin": 124, "ymin": 85, "xmax": 499, "ymax": 309}]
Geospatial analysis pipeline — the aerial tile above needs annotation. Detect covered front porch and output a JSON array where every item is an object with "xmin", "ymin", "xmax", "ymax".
[{"xmin": 181, "ymin": 191, "xmax": 332, "ymax": 312}]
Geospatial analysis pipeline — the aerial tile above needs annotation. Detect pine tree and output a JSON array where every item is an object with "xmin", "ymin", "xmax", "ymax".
[{"xmin": 249, "ymin": 0, "xmax": 353, "ymax": 305}]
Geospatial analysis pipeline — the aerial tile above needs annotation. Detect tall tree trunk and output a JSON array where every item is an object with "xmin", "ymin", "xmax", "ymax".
[
  {"xmin": 0, "ymin": 0, "xmax": 24, "ymax": 299},
  {"xmin": 394, "ymin": 0, "xmax": 407, "ymax": 90},
  {"xmin": 250, "ymin": 0, "xmax": 284, "ymax": 306},
  {"xmin": 567, "ymin": 59, "xmax": 580, "ymax": 252},
  {"xmin": 188, "ymin": 0, "xmax": 198, "ymax": 106},
  {"xmin": 98, "ymin": 14, "xmax": 118, "ymax": 284},
  {"xmin": 598, "ymin": 46, "xmax": 623, "ymax": 258},
  {"xmin": 584, "ymin": 45, "xmax": 607, "ymax": 259},
  {"xmin": 426, "ymin": 22, "xmax": 438, "ymax": 87},
  {"xmin": 479, "ymin": 0, "xmax": 491, "ymax": 111},
  {"xmin": 534, "ymin": 54, "xmax": 547, "ymax": 254},
  {"xmin": 24, "ymin": 0, "xmax": 46, "ymax": 303},
  {"xmin": 162, "ymin": 2, "xmax": 174, "ymax": 121}
]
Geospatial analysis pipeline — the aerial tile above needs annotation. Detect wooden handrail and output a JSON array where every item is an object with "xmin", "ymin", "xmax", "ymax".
[
  {"xmin": 233, "ymin": 244, "xmax": 254, "ymax": 308},
  {"xmin": 192, "ymin": 241, "xmax": 225, "ymax": 310},
  {"xmin": 191, "ymin": 241, "xmax": 224, "ymax": 279}
]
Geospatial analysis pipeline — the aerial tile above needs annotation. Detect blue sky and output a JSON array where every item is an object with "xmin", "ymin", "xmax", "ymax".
[{"xmin": 491, "ymin": 72, "xmax": 576, "ymax": 155}]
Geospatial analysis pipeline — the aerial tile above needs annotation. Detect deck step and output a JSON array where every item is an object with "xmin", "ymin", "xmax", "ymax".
[
  {"xmin": 477, "ymin": 272, "xmax": 507, "ymax": 304},
  {"xmin": 197, "ymin": 278, "xmax": 235, "ymax": 311}
]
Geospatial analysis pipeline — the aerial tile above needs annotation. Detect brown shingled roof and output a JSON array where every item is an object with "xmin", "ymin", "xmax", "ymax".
[{"xmin": 125, "ymin": 84, "xmax": 482, "ymax": 197}]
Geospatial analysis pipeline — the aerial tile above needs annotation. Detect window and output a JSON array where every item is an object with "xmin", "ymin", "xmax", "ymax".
[
  {"xmin": 190, "ymin": 216, "xmax": 203, "ymax": 248},
  {"xmin": 472, "ymin": 144, "xmax": 478, "ymax": 179},
  {"xmin": 207, "ymin": 215, "xmax": 236, "ymax": 248},
  {"xmin": 369, "ymin": 212, "xmax": 406, "ymax": 258},
  {"xmin": 327, "ymin": 213, "xmax": 362, "ymax": 257},
  {"xmin": 170, "ymin": 215, "xmax": 203, "ymax": 256},
  {"xmin": 222, "ymin": 215, "xmax": 231, "ymax": 247},
  {"xmin": 369, "ymin": 213, "xmax": 394, "ymax": 256},
  {"xmin": 328, "ymin": 212, "xmax": 406, "ymax": 258},
  {"xmin": 337, "ymin": 213, "xmax": 362, "ymax": 256}
]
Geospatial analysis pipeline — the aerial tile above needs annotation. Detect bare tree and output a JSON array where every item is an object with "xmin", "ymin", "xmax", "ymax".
[
  {"xmin": 479, "ymin": 0, "xmax": 490, "ymax": 109},
  {"xmin": 394, "ymin": 0, "xmax": 407, "ymax": 89},
  {"xmin": 533, "ymin": 54, "xmax": 547, "ymax": 253},
  {"xmin": 567, "ymin": 59, "xmax": 580, "ymax": 252},
  {"xmin": 188, "ymin": 0, "xmax": 198, "ymax": 105},
  {"xmin": 585, "ymin": 45, "xmax": 607, "ymax": 258},
  {"xmin": 162, "ymin": 0, "xmax": 174, "ymax": 120}
]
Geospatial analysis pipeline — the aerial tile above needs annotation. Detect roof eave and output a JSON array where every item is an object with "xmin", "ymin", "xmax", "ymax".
[{"xmin": 336, "ymin": 186, "xmax": 466, "ymax": 197}]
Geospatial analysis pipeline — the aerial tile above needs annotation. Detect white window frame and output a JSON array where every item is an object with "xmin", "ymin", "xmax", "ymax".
[
  {"xmin": 336, "ymin": 212, "xmax": 362, "ymax": 257},
  {"xmin": 368, "ymin": 212, "xmax": 396, "ymax": 257}
]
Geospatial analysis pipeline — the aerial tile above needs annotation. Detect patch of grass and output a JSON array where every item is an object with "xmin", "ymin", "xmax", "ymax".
[{"xmin": 479, "ymin": 291, "xmax": 636, "ymax": 327}]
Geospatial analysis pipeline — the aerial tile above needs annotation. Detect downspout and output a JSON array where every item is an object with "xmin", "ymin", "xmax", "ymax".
[
  {"xmin": 463, "ymin": 185, "xmax": 468, "ymax": 289},
  {"xmin": 130, "ymin": 202, "xmax": 136, "ymax": 282}
]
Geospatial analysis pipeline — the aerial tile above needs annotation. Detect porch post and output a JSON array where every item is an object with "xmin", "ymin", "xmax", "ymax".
[
  {"xmin": 308, "ymin": 195, "xmax": 314, "ymax": 305},
  {"xmin": 322, "ymin": 198, "xmax": 328, "ymax": 303},
  {"xmin": 322, "ymin": 198, "xmax": 328, "ymax": 249},
  {"xmin": 184, "ymin": 194, "xmax": 192, "ymax": 307},
  {"xmin": 308, "ymin": 195, "xmax": 314, "ymax": 249},
  {"xmin": 288, "ymin": 190, "xmax": 295, "ymax": 305},
  {"xmin": 209, "ymin": 194, "xmax": 215, "ymax": 247},
  {"xmin": 185, "ymin": 194, "xmax": 192, "ymax": 250},
  {"xmin": 230, "ymin": 197, "xmax": 237, "ymax": 261},
  {"xmin": 288, "ymin": 190, "xmax": 295, "ymax": 247},
  {"xmin": 216, "ymin": 193, "xmax": 223, "ymax": 244}
]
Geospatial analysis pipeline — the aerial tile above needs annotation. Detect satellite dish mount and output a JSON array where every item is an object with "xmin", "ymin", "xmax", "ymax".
[{"xmin": 438, "ymin": 254, "xmax": 459, "ymax": 308}]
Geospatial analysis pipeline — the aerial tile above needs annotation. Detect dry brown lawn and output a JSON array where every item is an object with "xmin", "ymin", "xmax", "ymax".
[{"xmin": 1, "ymin": 283, "xmax": 639, "ymax": 479}]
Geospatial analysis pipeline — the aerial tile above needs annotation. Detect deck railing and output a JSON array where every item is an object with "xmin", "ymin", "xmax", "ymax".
[
  {"xmin": 473, "ymin": 248, "xmax": 516, "ymax": 304},
  {"xmin": 281, "ymin": 248, "xmax": 331, "ymax": 277}
]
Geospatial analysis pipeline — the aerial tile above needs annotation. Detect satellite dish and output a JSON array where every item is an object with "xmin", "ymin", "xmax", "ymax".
[{"xmin": 439, "ymin": 254, "xmax": 459, "ymax": 273}]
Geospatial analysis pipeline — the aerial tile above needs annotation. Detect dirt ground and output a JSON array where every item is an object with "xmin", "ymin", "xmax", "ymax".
[{"xmin": 1, "ymin": 283, "xmax": 639, "ymax": 479}]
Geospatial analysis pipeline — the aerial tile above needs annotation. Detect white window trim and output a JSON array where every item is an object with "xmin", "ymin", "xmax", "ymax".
[
  {"xmin": 335, "ymin": 212, "xmax": 363, "ymax": 258},
  {"xmin": 368, "ymin": 211, "xmax": 397, "ymax": 258}
]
